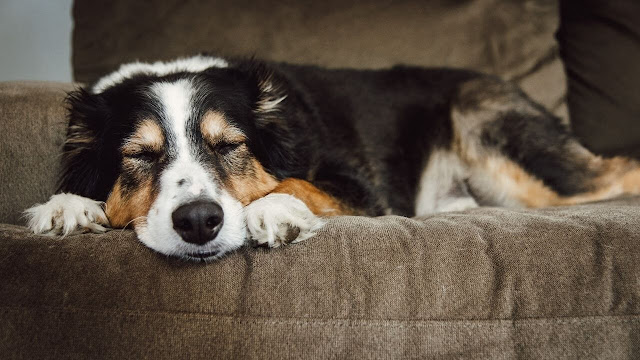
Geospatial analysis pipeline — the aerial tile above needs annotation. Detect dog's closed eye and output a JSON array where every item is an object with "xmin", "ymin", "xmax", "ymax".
[
  {"xmin": 211, "ymin": 142, "xmax": 241, "ymax": 155},
  {"xmin": 126, "ymin": 149, "xmax": 161, "ymax": 163},
  {"xmin": 121, "ymin": 119, "xmax": 165, "ymax": 164}
]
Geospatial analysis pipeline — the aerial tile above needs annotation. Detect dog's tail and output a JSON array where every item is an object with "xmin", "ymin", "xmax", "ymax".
[{"xmin": 558, "ymin": 154, "xmax": 640, "ymax": 206}]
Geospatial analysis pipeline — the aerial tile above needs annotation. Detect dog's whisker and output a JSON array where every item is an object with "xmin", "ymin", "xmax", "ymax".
[
  {"xmin": 114, "ymin": 216, "xmax": 147, "ymax": 243},
  {"xmin": 119, "ymin": 216, "xmax": 148, "ymax": 233}
]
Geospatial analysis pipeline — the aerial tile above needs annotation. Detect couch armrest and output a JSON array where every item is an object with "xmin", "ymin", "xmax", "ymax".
[{"xmin": 0, "ymin": 81, "xmax": 75, "ymax": 225}]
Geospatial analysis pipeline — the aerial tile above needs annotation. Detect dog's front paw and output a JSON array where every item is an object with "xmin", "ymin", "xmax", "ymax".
[
  {"xmin": 24, "ymin": 193, "xmax": 109, "ymax": 236},
  {"xmin": 245, "ymin": 193, "xmax": 324, "ymax": 248}
]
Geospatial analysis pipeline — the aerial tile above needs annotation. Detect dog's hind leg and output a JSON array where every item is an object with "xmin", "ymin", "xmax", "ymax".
[
  {"xmin": 414, "ymin": 149, "xmax": 479, "ymax": 216},
  {"xmin": 451, "ymin": 76, "xmax": 640, "ymax": 208}
]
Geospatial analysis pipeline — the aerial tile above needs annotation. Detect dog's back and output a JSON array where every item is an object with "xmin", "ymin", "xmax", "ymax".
[{"xmin": 265, "ymin": 62, "xmax": 640, "ymax": 216}]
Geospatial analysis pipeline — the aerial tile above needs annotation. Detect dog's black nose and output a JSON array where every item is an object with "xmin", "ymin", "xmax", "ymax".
[{"xmin": 172, "ymin": 200, "xmax": 224, "ymax": 245}]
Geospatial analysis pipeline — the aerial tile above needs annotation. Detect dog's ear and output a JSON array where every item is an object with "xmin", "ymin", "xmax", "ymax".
[
  {"xmin": 248, "ymin": 62, "xmax": 289, "ymax": 123},
  {"xmin": 58, "ymin": 88, "xmax": 115, "ymax": 200},
  {"xmin": 232, "ymin": 59, "xmax": 290, "ymax": 121},
  {"xmin": 236, "ymin": 59, "xmax": 306, "ymax": 178}
]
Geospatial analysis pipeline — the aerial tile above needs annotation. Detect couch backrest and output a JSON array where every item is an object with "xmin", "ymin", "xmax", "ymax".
[{"xmin": 72, "ymin": 0, "xmax": 566, "ymax": 117}]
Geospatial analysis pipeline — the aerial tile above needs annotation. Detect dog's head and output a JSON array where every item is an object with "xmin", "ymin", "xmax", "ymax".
[{"xmin": 61, "ymin": 56, "xmax": 302, "ymax": 260}]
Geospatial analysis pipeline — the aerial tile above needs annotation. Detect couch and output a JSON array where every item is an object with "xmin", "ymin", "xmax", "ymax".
[{"xmin": 1, "ymin": 0, "xmax": 639, "ymax": 358}]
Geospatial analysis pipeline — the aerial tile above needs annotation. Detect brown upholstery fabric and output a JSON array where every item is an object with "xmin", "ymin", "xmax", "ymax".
[
  {"xmin": 0, "ymin": 82, "xmax": 74, "ymax": 225},
  {"xmin": 72, "ymin": 0, "xmax": 567, "ymax": 118},
  {"xmin": 2, "ymin": 197, "xmax": 640, "ymax": 359}
]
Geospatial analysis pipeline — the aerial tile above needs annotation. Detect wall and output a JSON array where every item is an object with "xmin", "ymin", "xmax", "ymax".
[{"xmin": 0, "ymin": 0, "xmax": 73, "ymax": 82}]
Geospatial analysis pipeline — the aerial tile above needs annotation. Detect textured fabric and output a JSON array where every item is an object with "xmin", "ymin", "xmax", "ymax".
[
  {"xmin": 557, "ymin": 0, "xmax": 640, "ymax": 157},
  {"xmin": 0, "ymin": 82, "xmax": 74, "ymax": 225},
  {"xmin": 1, "ymin": 198, "xmax": 640, "ymax": 359},
  {"xmin": 72, "ymin": 0, "xmax": 567, "ymax": 119}
]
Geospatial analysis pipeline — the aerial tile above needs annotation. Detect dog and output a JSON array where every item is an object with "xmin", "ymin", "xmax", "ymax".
[{"xmin": 24, "ymin": 55, "xmax": 640, "ymax": 261}]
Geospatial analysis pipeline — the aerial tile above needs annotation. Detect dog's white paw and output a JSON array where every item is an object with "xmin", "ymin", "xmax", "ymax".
[
  {"xmin": 245, "ymin": 193, "xmax": 324, "ymax": 248},
  {"xmin": 24, "ymin": 193, "xmax": 110, "ymax": 236}
]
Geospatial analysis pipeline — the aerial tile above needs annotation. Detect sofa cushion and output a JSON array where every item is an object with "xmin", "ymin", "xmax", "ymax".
[
  {"xmin": 0, "ymin": 82, "xmax": 74, "ymax": 225},
  {"xmin": 1, "ymin": 197, "xmax": 639, "ymax": 358}
]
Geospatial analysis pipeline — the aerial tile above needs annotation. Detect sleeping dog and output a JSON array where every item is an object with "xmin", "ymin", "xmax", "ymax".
[{"xmin": 25, "ymin": 55, "xmax": 640, "ymax": 261}]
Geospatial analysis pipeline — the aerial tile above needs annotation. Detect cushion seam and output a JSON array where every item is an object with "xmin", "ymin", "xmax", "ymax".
[{"xmin": 1, "ymin": 305, "xmax": 639, "ymax": 328}]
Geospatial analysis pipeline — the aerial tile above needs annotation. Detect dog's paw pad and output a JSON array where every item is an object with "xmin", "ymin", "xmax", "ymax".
[
  {"xmin": 24, "ymin": 193, "xmax": 110, "ymax": 236},
  {"xmin": 245, "ymin": 193, "xmax": 324, "ymax": 248}
]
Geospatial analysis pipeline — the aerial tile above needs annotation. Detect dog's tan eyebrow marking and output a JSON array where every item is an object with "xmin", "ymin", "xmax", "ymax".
[
  {"xmin": 200, "ymin": 110, "xmax": 246, "ymax": 144},
  {"xmin": 121, "ymin": 119, "xmax": 164, "ymax": 155}
]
